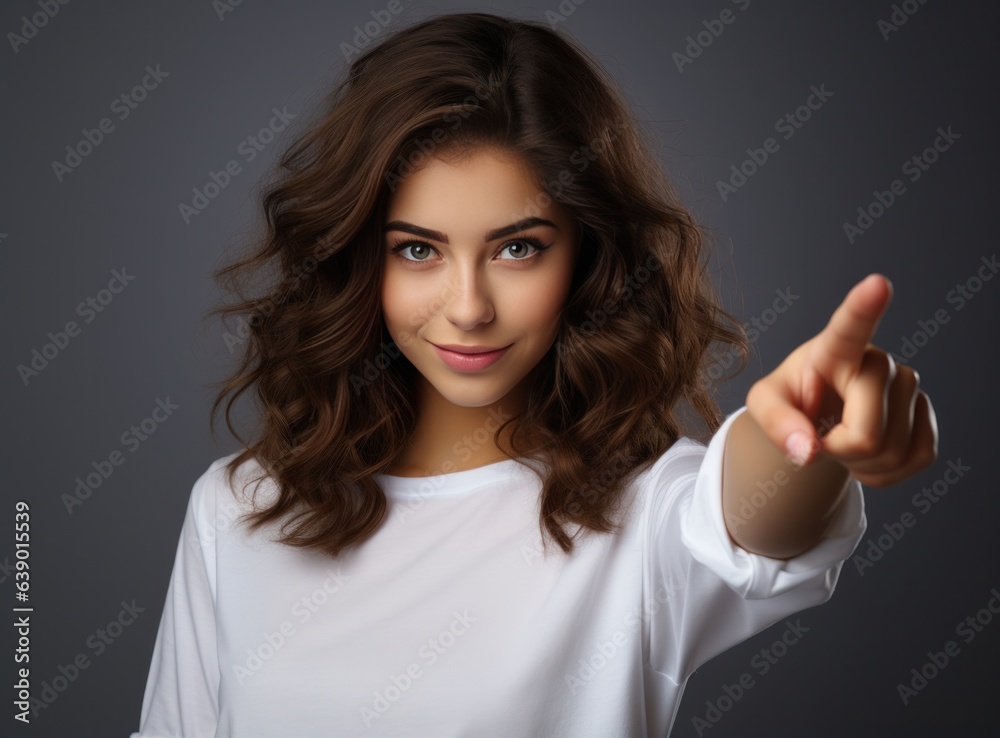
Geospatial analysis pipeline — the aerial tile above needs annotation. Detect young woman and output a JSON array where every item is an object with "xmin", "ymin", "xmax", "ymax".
[{"xmin": 130, "ymin": 11, "xmax": 937, "ymax": 737}]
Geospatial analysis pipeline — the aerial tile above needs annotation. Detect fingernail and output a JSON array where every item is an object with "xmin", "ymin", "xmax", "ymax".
[{"xmin": 785, "ymin": 431, "xmax": 812, "ymax": 466}]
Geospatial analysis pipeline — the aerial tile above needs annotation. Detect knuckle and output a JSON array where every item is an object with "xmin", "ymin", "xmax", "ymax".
[
  {"xmin": 881, "ymin": 355, "xmax": 895, "ymax": 379},
  {"xmin": 863, "ymin": 348, "xmax": 894, "ymax": 379},
  {"xmin": 898, "ymin": 365, "xmax": 919, "ymax": 389}
]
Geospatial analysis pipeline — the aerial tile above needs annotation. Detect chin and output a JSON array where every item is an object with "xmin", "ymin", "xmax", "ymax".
[{"xmin": 432, "ymin": 381, "xmax": 514, "ymax": 409}]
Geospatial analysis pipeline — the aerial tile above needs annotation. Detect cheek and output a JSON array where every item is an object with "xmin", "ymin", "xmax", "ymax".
[
  {"xmin": 381, "ymin": 268, "xmax": 413, "ymax": 325},
  {"xmin": 380, "ymin": 274, "xmax": 410, "ymax": 344},
  {"xmin": 506, "ymin": 267, "xmax": 572, "ymax": 335},
  {"xmin": 381, "ymin": 268, "xmax": 442, "ymax": 348}
]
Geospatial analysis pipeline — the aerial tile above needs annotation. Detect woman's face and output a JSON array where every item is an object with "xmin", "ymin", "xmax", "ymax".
[{"xmin": 381, "ymin": 146, "xmax": 579, "ymax": 409}]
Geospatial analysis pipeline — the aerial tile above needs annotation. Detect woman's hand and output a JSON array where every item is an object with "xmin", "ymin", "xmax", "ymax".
[{"xmin": 745, "ymin": 274, "xmax": 938, "ymax": 487}]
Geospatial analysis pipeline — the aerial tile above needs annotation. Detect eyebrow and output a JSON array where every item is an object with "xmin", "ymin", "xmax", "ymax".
[{"xmin": 383, "ymin": 216, "xmax": 559, "ymax": 244}]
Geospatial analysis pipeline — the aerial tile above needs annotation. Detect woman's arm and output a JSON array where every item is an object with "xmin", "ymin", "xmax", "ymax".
[
  {"xmin": 722, "ymin": 410, "xmax": 851, "ymax": 558},
  {"xmin": 720, "ymin": 274, "xmax": 938, "ymax": 559}
]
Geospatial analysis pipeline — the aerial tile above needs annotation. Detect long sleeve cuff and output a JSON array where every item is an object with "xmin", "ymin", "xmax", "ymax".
[{"xmin": 679, "ymin": 405, "xmax": 868, "ymax": 600}]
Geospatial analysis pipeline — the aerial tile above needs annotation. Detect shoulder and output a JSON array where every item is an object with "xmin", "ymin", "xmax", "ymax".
[
  {"xmin": 185, "ymin": 451, "xmax": 277, "ymax": 530},
  {"xmin": 635, "ymin": 406, "xmax": 750, "ymax": 507},
  {"xmin": 618, "ymin": 435, "xmax": 710, "ymax": 535},
  {"xmin": 175, "ymin": 451, "xmax": 286, "ymax": 561},
  {"xmin": 637, "ymin": 436, "xmax": 709, "ymax": 493}
]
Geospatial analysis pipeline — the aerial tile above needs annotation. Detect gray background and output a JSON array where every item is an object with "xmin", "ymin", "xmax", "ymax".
[{"xmin": 2, "ymin": 0, "xmax": 997, "ymax": 735}]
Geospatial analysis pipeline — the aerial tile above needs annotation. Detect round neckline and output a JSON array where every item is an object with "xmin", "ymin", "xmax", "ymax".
[{"xmin": 376, "ymin": 457, "xmax": 532, "ymax": 497}]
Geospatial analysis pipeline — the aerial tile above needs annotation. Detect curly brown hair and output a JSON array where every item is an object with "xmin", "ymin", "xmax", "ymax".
[{"xmin": 203, "ymin": 10, "xmax": 750, "ymax": 559}]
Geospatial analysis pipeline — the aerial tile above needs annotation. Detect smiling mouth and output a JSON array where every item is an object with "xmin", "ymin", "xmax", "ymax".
[
  {"xmin": 430, "ymin": 342, "xmax": 512, "ymax": 371},
  {"xmin": 430, "ymin": 342, "xmax": 513, "ymax": 354}
]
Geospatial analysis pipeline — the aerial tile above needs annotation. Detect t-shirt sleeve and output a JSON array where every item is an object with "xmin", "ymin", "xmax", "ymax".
[
  {"xmin": 643, "ymin": 405, "xmax": 866, "ymax": 684},
  {"xmin": 129, "ymin": 460, "xmax": 223, "ymax": 738}
]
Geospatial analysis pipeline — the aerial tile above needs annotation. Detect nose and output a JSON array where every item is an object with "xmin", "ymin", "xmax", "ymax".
[{"xmin": 441, "ymin": 263, "xmax": 494, "ymax": 331}]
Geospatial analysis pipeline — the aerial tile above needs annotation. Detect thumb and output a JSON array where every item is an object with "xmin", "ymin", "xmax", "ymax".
[{"xmin": 747, "ymin": 379, "xmax": 819, "ymax": 467}]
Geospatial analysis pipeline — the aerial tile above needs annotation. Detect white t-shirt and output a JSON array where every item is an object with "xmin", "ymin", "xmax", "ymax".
[{"xmin": 129, "ymin": 405, "xmax": 866, "ymax": 737}]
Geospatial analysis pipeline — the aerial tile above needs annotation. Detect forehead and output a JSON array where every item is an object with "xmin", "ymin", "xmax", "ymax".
[
  {"xmin": 384, "ymin": 148, "xmax": 573, "ymax": 236},
  {"xmin": 388, "ymin": 149, "xmax": 539, "ymax": 208}
]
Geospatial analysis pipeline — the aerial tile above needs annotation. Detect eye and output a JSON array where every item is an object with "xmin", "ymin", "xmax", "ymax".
[
  {"xmin": 497, "ymin": 237, "xmax": 549, "ymax": 260},
  {"xmin": 387, "ymin": 236, "xmax": 552, "ymax": 264},
  {"xmin": 388, "ymin": 240, "xmax": 439, "ymax": 262}
]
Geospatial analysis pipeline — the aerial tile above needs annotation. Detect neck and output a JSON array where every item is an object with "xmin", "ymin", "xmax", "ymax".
[{"xmin": 386, "ymin": 374, "xmax": 531, "ymax": 477}]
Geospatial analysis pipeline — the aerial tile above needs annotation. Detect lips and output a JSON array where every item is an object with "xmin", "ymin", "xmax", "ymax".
[
  {"xmin": 431, "ymin": 343, "xmax": 509, "ymax": 354},
  {"xmin": 430, "ymin": 342, "xmax": 512, "ymax": 372}
]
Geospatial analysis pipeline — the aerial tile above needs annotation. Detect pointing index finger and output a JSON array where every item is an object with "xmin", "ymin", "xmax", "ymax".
[{"xmin": 814, "ymin": 274, "xmax": 893, "ymax": 385}]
